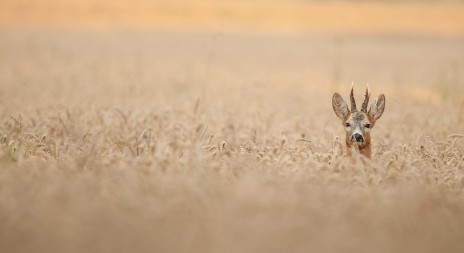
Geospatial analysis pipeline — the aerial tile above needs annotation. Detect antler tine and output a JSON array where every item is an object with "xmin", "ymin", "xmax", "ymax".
[
  {"xmin": 361, "ymin": 84, "xmax": 370, "ymax": 113},
  {"xmin": 350, "ymin": 84, "xmax": 357, "ymax": 112}
]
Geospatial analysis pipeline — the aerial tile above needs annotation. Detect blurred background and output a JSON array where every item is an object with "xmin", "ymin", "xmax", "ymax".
[
  {"xmin": 0, "ymin": 0, "xmax": 463, "ymax": 113},
  {"xmin": 1, "ymin": 0, "xmax": 464, "ymax": 34}
]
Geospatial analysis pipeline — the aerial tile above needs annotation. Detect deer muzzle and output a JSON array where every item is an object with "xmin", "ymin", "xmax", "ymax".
[
  {"xmin": 350, "ymin": 126, "xmax": 365, "ymax": 144},
  {"xmin": 352, "ymin": 133, "xmax": 364, "ymax": 142}
]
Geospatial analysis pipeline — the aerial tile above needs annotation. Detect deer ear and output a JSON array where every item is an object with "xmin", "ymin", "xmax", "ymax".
[
  {"xmin": 332, "ymin": 93, "xmax": 349, "ymax": 120},
  {"xmin": 368, "ymin": 94, "xmax": 385, "ymax": 122}
]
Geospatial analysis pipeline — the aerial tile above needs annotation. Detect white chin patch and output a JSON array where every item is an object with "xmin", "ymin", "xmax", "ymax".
[{"xmin": 351, "ymin": 140, "xmax": 364, "ymax": 146}]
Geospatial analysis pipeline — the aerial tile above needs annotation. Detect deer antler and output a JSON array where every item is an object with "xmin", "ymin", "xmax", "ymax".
[
  {"xmin": 350, "ymin": 85, "xmax": 357, "ymax": 112},
  {"xmin": 361, "ymin": 84, "xmax": 370, "ymax": 113}
]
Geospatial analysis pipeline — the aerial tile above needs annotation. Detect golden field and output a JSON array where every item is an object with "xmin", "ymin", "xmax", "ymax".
[
  {"xmin": 1, "ymin": 0, "xmax": 464, "ymax": 36},
  {"xmin": 1, "ymin": 1, "xmax": 464, "ymax": 253}
]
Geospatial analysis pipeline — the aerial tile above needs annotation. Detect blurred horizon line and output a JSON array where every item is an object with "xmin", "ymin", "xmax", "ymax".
[{"xmin": 1, "ymin": 1, "xmax": 464, "ymax": 37}]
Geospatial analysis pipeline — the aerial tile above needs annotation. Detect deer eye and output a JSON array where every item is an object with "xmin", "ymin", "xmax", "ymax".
[
  {"xmin": 365, "ymin": 124, "xmax": 371, "ymax": 129},
  {"xmin": 345, "ymin": 123, "xmax": 351, "ymax": 128}
]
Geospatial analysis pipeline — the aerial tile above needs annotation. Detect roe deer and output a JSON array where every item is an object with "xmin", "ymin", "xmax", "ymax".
[{"xmin": 332, "ymin": 86, "xmax": 385, "ymax": 159}]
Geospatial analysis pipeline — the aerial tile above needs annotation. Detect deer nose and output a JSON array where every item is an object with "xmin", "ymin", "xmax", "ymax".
[{"xmin": 353, "ymin": 133, "xmax": 364, "ymax": 142}]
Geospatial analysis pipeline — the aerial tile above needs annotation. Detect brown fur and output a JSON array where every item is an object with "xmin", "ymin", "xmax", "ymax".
[{"xmin": 332, "ymin": 87, "xmax": 385, "ymax": 159}]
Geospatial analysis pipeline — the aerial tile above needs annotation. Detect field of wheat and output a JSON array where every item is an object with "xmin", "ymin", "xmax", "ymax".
[{"xmin": 1, "ymin": 1, "xmax": 464, "ymax": 253}]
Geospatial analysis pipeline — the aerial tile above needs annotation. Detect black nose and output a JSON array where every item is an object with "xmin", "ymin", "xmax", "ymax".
[{"xmin": 353, "ymin": 133, "xmax": 364, "ymax": 142}]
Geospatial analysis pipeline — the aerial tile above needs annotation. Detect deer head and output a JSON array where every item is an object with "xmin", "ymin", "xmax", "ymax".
[{"xmin": 332, "ymin": 86, "xmax": 385, "ymax": 159}]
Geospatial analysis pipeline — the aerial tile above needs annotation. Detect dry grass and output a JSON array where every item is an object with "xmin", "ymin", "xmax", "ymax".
[{"xmin": 1, "ymin": 4, "xmax": 464, "ymax": 252}]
